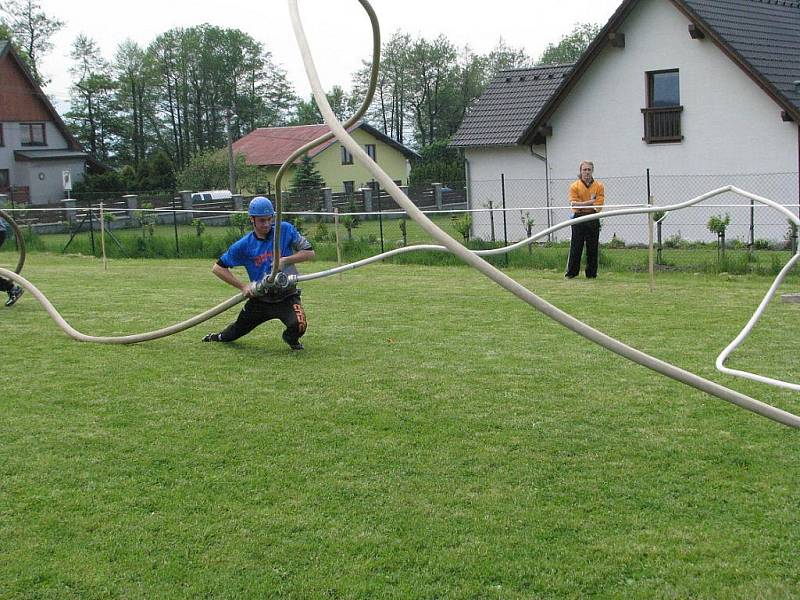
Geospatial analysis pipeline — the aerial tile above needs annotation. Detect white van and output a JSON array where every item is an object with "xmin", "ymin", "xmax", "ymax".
[{"xmin": 191, "ymin": 190, "xmax": 233, "ymax": 203}]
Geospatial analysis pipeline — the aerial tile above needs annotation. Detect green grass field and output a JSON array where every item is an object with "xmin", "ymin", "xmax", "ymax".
[{"xmin": 2, "ymin": 253, "xmax": 799, "ymax": 598}]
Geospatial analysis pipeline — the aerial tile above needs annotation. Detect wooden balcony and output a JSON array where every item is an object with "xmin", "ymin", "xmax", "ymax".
[{"xmin": 641, "ymin": 105, "xmax": 683, "ymax": 143}]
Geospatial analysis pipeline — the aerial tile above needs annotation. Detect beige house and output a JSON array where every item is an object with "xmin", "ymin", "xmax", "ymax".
[{"xmin": 232, "ymin": 121, "xmax": 419, "ymax": 194}]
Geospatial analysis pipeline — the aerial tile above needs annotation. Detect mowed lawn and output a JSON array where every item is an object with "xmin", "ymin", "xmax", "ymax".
[{"xmin": 1, "ymin": 253, "xmax": 799, "ymax": 598}]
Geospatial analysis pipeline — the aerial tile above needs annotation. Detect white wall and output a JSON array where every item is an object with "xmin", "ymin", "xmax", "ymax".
[
  {"xmin": 0, "ymin": 121, "xmax": 85, "ymax": 204},
  {"xmin": 466, "ymin": 145, "xmax": 550, "ymax": 242}
]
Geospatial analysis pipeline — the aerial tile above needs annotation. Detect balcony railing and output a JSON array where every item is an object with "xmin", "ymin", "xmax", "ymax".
[{"xmin": 641, "ymin": 105, "xmax": 683, "ymax": 143}]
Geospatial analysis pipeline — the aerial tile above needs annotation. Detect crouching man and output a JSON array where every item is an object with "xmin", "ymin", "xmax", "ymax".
[{"xmin": 203, "ymin": 196, "xmax": 315, "ymax": 350}]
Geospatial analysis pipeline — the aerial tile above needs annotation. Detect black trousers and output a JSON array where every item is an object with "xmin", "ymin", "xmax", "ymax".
[
  {"xmin": 219, "ymin": 294, "xmax": 307, "ymax": 343},
  {"xmin": 566, "ymin": 220, "xmax": 600, "ymax": 278},
  {"xmin": 0, "ymin": 230, "xmax": 13, "ymax": 292}
]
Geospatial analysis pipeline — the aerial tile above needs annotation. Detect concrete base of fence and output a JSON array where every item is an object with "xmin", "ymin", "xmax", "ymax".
[{"xmin": 780, "ymin": 293, "xmax": 800, "ymax": 304}]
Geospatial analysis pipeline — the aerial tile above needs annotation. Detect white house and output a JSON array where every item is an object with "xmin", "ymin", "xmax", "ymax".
[
  {"xmin": 452, "ymin": 0, "xmax": 800, "ymax": 244},
  {"xmin": 0, "ymin": 41, "xmax": 92, "ymax": 205}
]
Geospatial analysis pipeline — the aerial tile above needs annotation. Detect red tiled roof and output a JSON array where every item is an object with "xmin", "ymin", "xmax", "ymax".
[{"xmin": 232, "ymin": 123, "xmax": 352, "ymax": 166}]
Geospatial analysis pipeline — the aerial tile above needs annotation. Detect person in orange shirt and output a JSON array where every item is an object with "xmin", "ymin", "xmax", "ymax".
[{"xmin": 565, "ymin": 160, "xmax": 605, "ymax": 279}]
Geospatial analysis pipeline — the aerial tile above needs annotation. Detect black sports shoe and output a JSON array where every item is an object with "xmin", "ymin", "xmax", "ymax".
[
  {"xmin": 282, "ymin": 332, "xmax": 304, "ymax": 350},
  {"xmin": 202, "ymin": 333, "xmax": 222, "ymax": 342},
  {"xmin": 5, "ymin": 286, "xmax": 23, "ymax": 307}
]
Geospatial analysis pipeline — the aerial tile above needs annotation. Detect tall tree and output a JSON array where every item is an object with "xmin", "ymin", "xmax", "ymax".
[
  {"xmin": 537, "ymin": 22, "xmax": 601, "ymax": 65},
  {"xmin": 67, "ymin": 34, "xmax": 116, "ymax": 161},
  {"xmin": 289, "ymin": 86, "xmax": 358, "ymax": 125},
  {"xmin": 146, "ymin": 25, "xmax": 296, "ymax": 169},
  {"xmin": 113, "ymin": 39, "xmax": 151, "ymax": 166},
  {"xmin": 1, "ymin": 0, "xmax": 64, "ymax": 85},
  {"xmin": 353, "ymin": 33, "xmax": 531, "ymax": 149},
  {"xmin": 406, "ymin": 35, "xmax": 459, "ymax": 147}
]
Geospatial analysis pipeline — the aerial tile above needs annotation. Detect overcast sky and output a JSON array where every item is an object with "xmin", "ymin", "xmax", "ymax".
[{"xmin": 34, "ymin": 0, "xmax": 622, "ymax": 107}]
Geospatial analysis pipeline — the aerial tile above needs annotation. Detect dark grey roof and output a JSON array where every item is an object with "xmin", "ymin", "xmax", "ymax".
[
  {"xmin": 681, "ymin": 0, "xmax": 800, "ymax": 112},
  {"xmin": 450, "ymin": 64, "xmax": 573, "ymax": 148}
]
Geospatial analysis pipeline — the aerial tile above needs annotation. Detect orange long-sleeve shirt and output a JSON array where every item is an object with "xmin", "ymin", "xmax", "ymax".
[{"xmin": 569, "ymin": 179, "xmax": 605, "ymax": 216}]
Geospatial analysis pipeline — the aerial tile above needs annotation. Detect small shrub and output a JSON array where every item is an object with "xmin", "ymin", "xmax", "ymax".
[
  {"xmin": 230, "ymin": 212, "xmax": 249, "ymax": 235},
  {"xmin": 313, "ymin": 221, "xmax": 330, "ymax": 242},
  {"xmin": 191, "ymin": 219, "xmax": 206, "ymax": 237},
  {"xmin": 664, "ymin": 232, "xmax": 685, "ymax": 249},
  {"xmin": 451, "ymin": 212, "xmax": 472, "ymax": 243},
  {"xmin": 607, "ymin": 233, "xmax": 625, "ymax": 249},
  {"xmin": 754, "ymin": 239, "xmax": 771, "ymax": 250},
  {"xmin": 707, "ymin": 213, "xmax": 731, "ymax": 237}
]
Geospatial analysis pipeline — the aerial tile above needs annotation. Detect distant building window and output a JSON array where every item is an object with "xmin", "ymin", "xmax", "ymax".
[
  {"xmin": 0, "ymin": 169, "xmax": 9, "ymax": 189},
  {"xmin": 20, "ymin": 122, "xmax": 46, "ymax": 146},
  {"xmin": 341, "ymin": 146, "xmax": 353, "ymax": 165},
  {"xmin": 343, "ymin": 181, "xmax": 354, "ymax": 195},
  {"xmin": 642, "ymin": 69, "xmax": 682, "ymax": 143},
  {"xmin": 365, "ymin": 144, "xmax": 376, "ymax": 160}
]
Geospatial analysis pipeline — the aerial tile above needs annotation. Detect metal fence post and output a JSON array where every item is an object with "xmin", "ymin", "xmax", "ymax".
[
  {"xmin": 488, "ymin": 200, "xmax": 495, "ymax": 243},
  {"xmin": 377, "ymin": 188, "xmax": 384, "ymax": 253},
  {"xmin": 501, "ymin": 174, "xmax": 508, "ymax": 267}
]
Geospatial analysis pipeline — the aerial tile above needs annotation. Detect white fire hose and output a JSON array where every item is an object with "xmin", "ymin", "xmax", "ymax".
[{"xmin": 1, "ymin": 0, "xmax": 798, "ymax": 428}]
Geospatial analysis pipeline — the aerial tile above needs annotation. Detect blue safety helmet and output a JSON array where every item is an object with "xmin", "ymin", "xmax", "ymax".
[{"xmin": 248, "ymin": 196, "xmax": 275, "ymax": 217}]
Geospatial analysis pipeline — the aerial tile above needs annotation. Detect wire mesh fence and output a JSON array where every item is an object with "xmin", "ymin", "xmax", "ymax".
[{"xmin": 1, "ymin": 173, "xmax": 799, "ymax": 275}]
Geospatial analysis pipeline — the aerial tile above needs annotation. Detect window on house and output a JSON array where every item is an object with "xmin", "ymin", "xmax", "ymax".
[
  {"xmin": 343, "ymin": 181, "xmax": 354, "ymax": 195},
  {"xmin": 0, "ymin": 169, "xmax": 9, "ymax": 190},
  {"xmin": 365, "ymin": 144, "xmax": 376, "ymax": 160},
  {"xmin": 20, "ymin": 122, "xmax": 46, "ymax": 146},
  {"xmin": 341, "ymin": 146, "xmax": 353, "ymax": 165},
  {"xmin": 0, "ymin": 124, "xmax": 4, "ymax": 147},
  {"xmin": 642, "ymin": 69, "xmax": 683, "ymax": 143}
]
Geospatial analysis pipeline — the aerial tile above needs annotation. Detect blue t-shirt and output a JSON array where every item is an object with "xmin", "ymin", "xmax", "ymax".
[{"xmin": 219, "ymin": 221, "xmax": 311, "ymax": 282}]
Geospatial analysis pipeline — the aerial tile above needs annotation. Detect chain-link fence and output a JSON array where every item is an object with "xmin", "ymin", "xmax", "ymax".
[{"xmin": 2, "ymin": 174, "xmax": 799, "ymax": 274}]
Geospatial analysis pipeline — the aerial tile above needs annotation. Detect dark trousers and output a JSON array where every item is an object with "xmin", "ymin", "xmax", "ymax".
[
  {"xmin": 566, "ymin": 220, "xmax": 600, "ymax": 278},
  {"xmin": 0, "ymin": 230, "xmax": 12, "ymax": 292},
  {"xmin": 219, "ymin": 294, "xmax": 306, "ymax": 343}
]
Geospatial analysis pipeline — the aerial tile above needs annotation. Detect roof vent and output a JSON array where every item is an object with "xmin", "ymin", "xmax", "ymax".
[
  {"xmin": 505, "ymin": 77, "xmax": 511, "ymax": 82},
  {"xmin": 533, "ymin": 75, "xmax": 539, "ymax": 80},
  {"xmin": 519, "ymin": 76, "xmax": 526, "ymax": 82}
]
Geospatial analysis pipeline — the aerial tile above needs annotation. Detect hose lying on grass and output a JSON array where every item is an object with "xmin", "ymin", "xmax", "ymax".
[{"xmin": 2, "ymin": 0, "xmax": 798, "ymax": 429}]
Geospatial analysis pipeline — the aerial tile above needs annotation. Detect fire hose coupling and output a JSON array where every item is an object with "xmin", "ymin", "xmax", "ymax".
[{"xmin": 251, "ymin": 271, "xmax": 297, "ymax": 296}]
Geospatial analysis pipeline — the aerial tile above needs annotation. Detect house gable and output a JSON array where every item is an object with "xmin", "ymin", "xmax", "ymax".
[
  {"xmin": 544, "ymin": 0, "xmax": 798, "ymax": 177},
  {"xmin": 0, "ymin": 51, "xmax": 52, "ymax": 122},
  {"xmin": 0, "ymin": 41, "xmax": 82, "ymax": 151},
  {"xmin": 520, "ymin": 0, "xmax": 800, "ymax": 145}
]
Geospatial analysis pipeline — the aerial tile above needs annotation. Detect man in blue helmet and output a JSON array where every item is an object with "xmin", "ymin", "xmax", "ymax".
[{"xmin": 202, "ymin": 196, "xmax": 315, "ymax": 350}]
